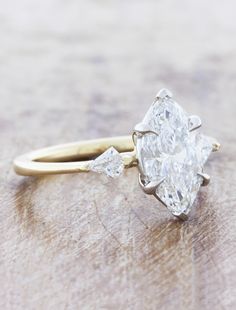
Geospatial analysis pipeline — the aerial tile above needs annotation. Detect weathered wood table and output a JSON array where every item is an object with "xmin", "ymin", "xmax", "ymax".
[{"xmin": 0, "ymin": 1, "xmax": 235, "ymax": 309}]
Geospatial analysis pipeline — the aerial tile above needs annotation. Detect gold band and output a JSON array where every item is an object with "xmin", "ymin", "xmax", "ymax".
[{"xmin": 14, "ymin": 136, "xmax": 136, "ymax": 176}]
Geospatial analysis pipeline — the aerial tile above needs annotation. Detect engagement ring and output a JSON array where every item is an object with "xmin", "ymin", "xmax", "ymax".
[{"xmin": 14, "ymin": 89, "xmax": 220, "ymax": 220}]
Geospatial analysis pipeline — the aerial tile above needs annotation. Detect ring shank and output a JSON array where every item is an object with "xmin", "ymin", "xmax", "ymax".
[{"xmin": 14, "ymin": 136, "xmax": 136, "ymax": 176}]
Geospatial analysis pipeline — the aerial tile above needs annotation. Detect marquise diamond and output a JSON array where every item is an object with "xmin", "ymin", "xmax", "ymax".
[{"xmin": 136, "ymin": 92, "xmax": 215, "ymax": 216}]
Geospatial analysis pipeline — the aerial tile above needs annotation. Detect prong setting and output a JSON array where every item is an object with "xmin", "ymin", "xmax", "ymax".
[
  {"xmin": 133, "ymin": 122, "xmax": 159, "ymax": 136},
  {"xmin": 212, "ymin": 142, "xmax": 220, "ymax": 152},
  {"xmin": 156, "ymin": 88, "xmax": 173, "ymax": 99},
  {"xmin": 197, "ymin": 172, "xmax": 210, "ymax": 186},
  {"xmin": 176, "ymin": 212, "xmax": 189, "ymax": 221},
  {"xmin": 132, "ymin": 131, "xmax": 137, "ymax": 146},
  {"xmin": 134, "ymin": 89, "xmax": 219, "ymax": 219},
  {"xmin": 139, "ymin": 174, "xmax": 165, "ymax": 195},
  {"xmin": 188, "ymin": 115, "xmax": 202, "ymax": 132},
  {"xmin": 154, "ymin": 191, "xmax": 189, "ymax": 221}
]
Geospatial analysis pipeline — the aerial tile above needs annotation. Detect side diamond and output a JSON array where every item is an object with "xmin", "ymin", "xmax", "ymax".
[{"xmin": 89, "ymin": 147, "xmax": 124, "ymax": 178}]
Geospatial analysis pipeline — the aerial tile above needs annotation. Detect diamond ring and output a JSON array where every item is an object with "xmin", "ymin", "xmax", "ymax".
[
  {"xmin": 14, "ymin": 89, "xmax": 220, "ymax": 220},
  {"xmin": 133, "ymin": 89, "xmax": 220, "ymax": 220}
]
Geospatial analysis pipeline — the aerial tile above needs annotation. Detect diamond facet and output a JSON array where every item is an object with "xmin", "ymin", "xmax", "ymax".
[
  {"xmin": 90, "ymin": 147, "xmax": 124, "ymax": 178},
  {"xmin": 136, "ymin": 93, "xmax": 214, "ymax": 216}
]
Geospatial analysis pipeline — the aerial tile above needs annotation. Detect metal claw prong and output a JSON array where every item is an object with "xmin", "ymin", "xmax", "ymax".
[
  {"xmin": 198, "ymin": 172, "xmax": 210, "ymax": 186},
  {"xmin": 132, "ymin": 131, "xmax": 137, "ymax": 146},
  {"xmin": 133, "ymin": 122, "xmax": 158, "ymax": 136},
  {"xmin": 177, "ymin": 212, "xmax": 189, "ymax": 221},
  {"xmin": 156, "ymin": 88, "xmax": 173, "ymax": 99},
  {"xmin": 188, "ymin": 115, "xmax": 202, "ymax": 131},
  {"xmin": 212, "ymin": 142, "xmax": 220, "ymax": 152},
  {"xmin": 139, "ymin": 174, "xmax": 165, "ymax": 195}
]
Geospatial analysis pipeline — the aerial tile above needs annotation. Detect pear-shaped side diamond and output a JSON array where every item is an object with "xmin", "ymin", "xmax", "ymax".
[{"xmin": 89, "ymin": 147, "xmax": 124, "ymax": 178}]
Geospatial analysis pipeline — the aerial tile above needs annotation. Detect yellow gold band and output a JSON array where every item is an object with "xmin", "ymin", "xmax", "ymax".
[{"xmin": 14, "ymin": 136, "xmax": 136, "ymax": 176}]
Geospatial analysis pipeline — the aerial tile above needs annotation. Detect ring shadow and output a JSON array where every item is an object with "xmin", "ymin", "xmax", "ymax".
[
  {"xmin": 138, "ymin": 189, "xmax": 220, "ymax": 269},
  {"xmin": 14, "ymin": 175, "xmax": 219, "ymax": 261},
  {"xmin": 14, "ymin": 176, "xmax": 60, "ymax": 244}
]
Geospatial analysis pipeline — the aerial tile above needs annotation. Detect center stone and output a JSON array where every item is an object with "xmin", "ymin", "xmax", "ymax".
[{"xmin": 136, "ymin": 95, "xmax": 213, "ymax": 216}]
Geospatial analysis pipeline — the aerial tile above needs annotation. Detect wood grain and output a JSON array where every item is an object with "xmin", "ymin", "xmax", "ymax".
[{"xmin": 0, "ymin": 0, "xmax": 236, "ymax": 309}]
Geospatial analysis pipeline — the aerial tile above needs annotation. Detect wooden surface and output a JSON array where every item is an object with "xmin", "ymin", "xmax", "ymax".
[{"xmin": 0, "ymin": 1, "xmax": 236, "ymax": 309}]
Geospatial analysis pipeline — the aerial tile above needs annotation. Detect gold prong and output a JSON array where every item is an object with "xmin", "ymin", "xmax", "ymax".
[{"xmin": 198, "ymin": 172, "xmax": 210, "ymax": 186}]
